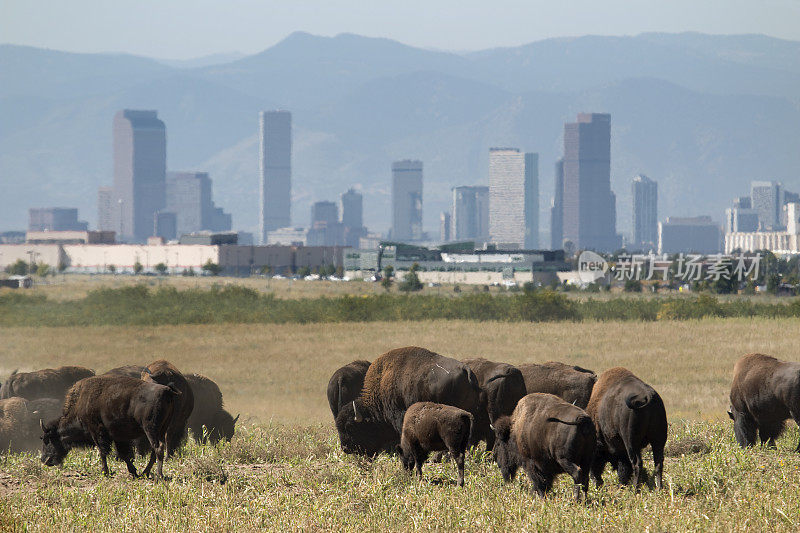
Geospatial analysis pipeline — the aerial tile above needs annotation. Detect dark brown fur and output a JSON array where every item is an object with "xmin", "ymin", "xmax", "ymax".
[
  {"xmin": 1, "ymin": 366, "xmax": 95, "ymax": 401},
  {"xmin": 517, "ymin": 362, "xmax": 597, "ymax": 408},
  {"xmin": 327, "ymin": 360, "xmax": 371, "ymax": 419},
  {"xmin": 185, "ymin": 373, "xmax": 237, "ymax": 444},
  {"xmin": 492, "ymin": 393, "xmax": 596, "ymax": 501},
  {"xmin": 40, "ymin": 375, "xmax": 179, "ymax": 478},
  {"xmin": 729, "ymin": 353, "xmax": 800, "ymax": 450},
  {"xmin": 586, "ymin": 367, "xmax": 667, "ymax": 490},
  {"xmin": 141, "ymin": 360, "xmax": 194, "ymax": 457},
  {"xmin": 0, "ymin": 397, "xmax": 32, "ymax": 453},
  {"xmin": 104, "ymin": 365, "xmax": 147, "ymax": 379},
  {"xmin": 398, "ymin": 402, "xmax": 474, "ymax": 486},
  {"xmin": 335, "ymin": 346, "xmax": 486, "ymax": 456},
  {"xmin": 463, "ymin": 357, "xmax": 527, "ymax": 450}
]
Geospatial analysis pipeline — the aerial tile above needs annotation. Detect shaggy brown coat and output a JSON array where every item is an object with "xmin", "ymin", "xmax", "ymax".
[
  {"xmin": 398, "ymin": 402, "xmax": 474, "ymax": 487},
  {"xmin": 335, "ymin": 346, "xmax": 486, "ymax": 456},
  {"xmin": 141, "ymin": 360, "xmax": 194, "ymax": 456},
  {"xmin": 729, "ymin": 353, "xmax": 800, "ymax": 450},
  {"xmin": 586, "ymin": 367, "xmax": 667, "ymax": 489},
  {"xmin": 1, "ymin": 366, "xmax": 95, "ymax": 400},
  {"xmin": 492, "ymin": 393, "xmax": 596, "ymax": 501},
  {"xmin": 326, "ymin": 360, "xmax": 371, "ymax": 419},
  {"xmin": 0, "ymin": 397, "xmax": 32, "ymax": 453},
  {"xmin": 185, "ymin": 373, "xmax": 237, "ymax": 444},
  {"xmin": 517, "ymin": 362, "xmax": 597, "ymax": 408},
  {"xmin": 463, "ymin": 357, "xmax": 527, "ymax": 449}
]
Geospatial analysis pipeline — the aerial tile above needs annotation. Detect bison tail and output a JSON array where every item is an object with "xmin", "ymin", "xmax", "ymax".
[
  {"xmin": 546, "ymin": 416, "xmax": 585, "ymax": 426},
  {"xmin": 624, "ymin": 392, "xmax": 652, "ymax": 409}
]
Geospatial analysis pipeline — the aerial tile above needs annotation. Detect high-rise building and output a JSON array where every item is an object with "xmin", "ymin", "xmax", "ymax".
[
  {"xmin": 734, "ymin": 196, "xmax": 752, "ymax": 209},
  {"xmin": 751, "ymin": 181, "xmax": 783, "ymax": 231},
  {"xmin": 341, "ymin": 188, "xmax": 366, "ymax": 248},
  {"xmin": 311, "ymin": 201, "xmax": 339, "ymax": 227},
  {"xmin": 97, "ymin": 188, "xmax": 114, "ymax": 232},
  {"xmin": 631, "ymin": 175, "xmax": 658, "ymax": 250},
  {"xmin": 112, "ymin": 110, "xmax": 167, "ymax": 242},
  {"xmin": 452, "ymin": 186, "xmax": 489, "ymax": 242},
  {"xmin": 551, "ymin": 159, "xmax": 564, "ymax": 249},
  {"xmin": 391, "ymin": 160, "xmax": 423, "ymax": 242},
  {"xmin": 488, "ymin": 149, "xmax": 538, "ymax": 249},
  {"xmin": 28, "ymin": 208, "xmax": 88, "ymax": 232},
  {"xmin": 259, "ymin": 111, "xmax": 292, "ymax": 243},
  {"xmin": 561, "ymin": 113, "xmax": 620, "ymax": 252},
  {"xmin": 658, "ymin": 216, "xmax": 720, "ymax": 254},
  {"xmin": 165, "ymin": 171, "xmax": 231, "ymax": 236},
  {"xmin": 725, "ymin": 207, "xmax": 759, "ymax": 233},
  {"xmin": 440, "ymin": 212, "xmax": 451, "ymax": 243}
]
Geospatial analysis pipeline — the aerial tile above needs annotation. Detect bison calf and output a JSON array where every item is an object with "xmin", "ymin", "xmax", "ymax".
[
  {"xmin": 398, "ymin": 402, "xmax": 473, "ymax": 487},
  {"xmin": 729, "ymin": 353, "xmax": 800, "ymax": 450},
  {"xmin": 586, "ymin": 367, "xmax": 667, "ymax": 490},
  {"xmin": 327, "ymin": 360, "xmax": 370, "ymax": 419},
  {"xmin": 40, "ymin": 375, "xmax": 179, "ymax": 479},
  {"xmin": 493, "ymin": 393, "xmax": 596, "ymax": 501}
]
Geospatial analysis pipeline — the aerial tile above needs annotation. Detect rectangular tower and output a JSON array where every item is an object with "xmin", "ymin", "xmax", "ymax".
[
  {"xmin": 259, "ymin": 110, "xmax": 292, "ymax": 243},
  {"xmin": 562, "ymin": 113, "xmax": 620, "ymax": 252},
  {"xmin": 488, "ymin": 148, "xmax": 537, "ymax": 249},
  {"xmin": 391, "ymin": 160, "xmax": 423, "ymax": 242},
  {"xmin": 631, "ymin": 174, "xmax": 658, "ymax": 249},
  {"xmin": 112, "ymin": 110, "xmax": 166, "ymax": 242},
  {"xmin": 551, "ymin": 159, "xmax": 564, "ymax": 249}
]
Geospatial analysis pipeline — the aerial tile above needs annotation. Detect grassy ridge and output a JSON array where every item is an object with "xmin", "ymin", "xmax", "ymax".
[
  {"xmin": 3, "ymin": 421, "xmax": 800, "ymax": 531},
  {"xmin": 2, "ymin": 285, "xmax": 800, "ymax": 326}
]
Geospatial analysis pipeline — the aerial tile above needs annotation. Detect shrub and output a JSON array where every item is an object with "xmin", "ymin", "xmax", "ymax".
[
  {"xmin": 155, "ymin": 263, "xmax": 168, "ymax": 275},
  {"xmin": 202, "ymin": 260, "xmax": 222, "ymax": 276}
]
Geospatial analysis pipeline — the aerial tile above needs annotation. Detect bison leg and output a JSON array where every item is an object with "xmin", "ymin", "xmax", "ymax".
[
  {"xmin": 624, "ymin": 443, "xmax": 644, "ymax": 490},
  {"xmin": 115, "ymin": 441, "xmax": 139, "ymax": 478},
  {"xmin": 141, "ymin": 451, "xmax": 156, "ymax": 478},
  {"xmin": 557, "ymin": 459, "xmax": 588, "ymax": 502},
  {"xmin": 452, "ymin": 451, "xmax": 466, "ymax": 487},
  {"xmin": 616, "ymin": 456, "xmax": 633, "ymax": 485},
  {"xmin": 590, "ymin": 454, "xmax": 607, "ymax": 487},
  {"xmin": 651, "ymin": 442, "xmax": 665, "ymax": 490},
  {"xmin": 523, "ymin": 463, "xmax": 551, "ymax": 498},
  {"xmin": 88, "ymin": 426, "xmax": 113, "ymax": 476}
]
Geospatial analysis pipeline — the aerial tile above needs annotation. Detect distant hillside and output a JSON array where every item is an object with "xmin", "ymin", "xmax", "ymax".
[{"xmin": 1, "ymin": 32, "xmax": 799, "ymax": 241}]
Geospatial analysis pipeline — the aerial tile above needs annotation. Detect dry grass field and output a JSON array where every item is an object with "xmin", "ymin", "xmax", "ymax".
[{"xmin": 2, "ymin": 317, "xmax": 800, "ymax": 530}]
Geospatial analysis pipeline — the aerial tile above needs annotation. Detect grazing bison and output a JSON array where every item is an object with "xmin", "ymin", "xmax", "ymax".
[
  {"xmin": 0, "ymin": 397, "xmax": 33, "ymax": 453},
  {"xmin": 586, "ymin": 367, "xmax": 667, "ymax": 490},
  {"xmin": 40, "ymin": 375, "xmax": 179, "ymax": 478},
  {"xmin": 141, "ymin": 360, "xmax": 194, "ymax": 456},
  {"xmin": 185, "ymin": 373, "xmax": 238, "ymax": 444},
  {"xmin": 463, "ymin": 357, "xmax": 527, "ymax": 450},
  {"xmin": 517, "ymin": 362, "xmax": 597, "ymax": 408},
  {"xmin": 398, "ymin": 402, "xmax": 474, "ymax": 487},
  {"xmin": 729, "ymin": 353, "xmax": 800, "ymax": 450},
  {"xmin": 1, "ymin": 366, "xmax": 95, "ymax": 400},
  {"xmin": 492, "ymin": 393, "xmax": 596, "ymax": 500},
  {"xmin": 327, "ymin": 360, "xmax": 371, "ymax": 419},
  {"xmin": 335, "ymin": 346, "xmax": 486, "ymax": 457}
]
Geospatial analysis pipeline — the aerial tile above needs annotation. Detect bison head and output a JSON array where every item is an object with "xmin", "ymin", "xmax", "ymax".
[
  {"xmin": 210, "ymin": 410, "xmax": 238, "ymax": 443},
  {"xmin": 491, "ymin": 416, "xmax": 519, "ymax": 482},
  {"xmin": 335, "ymin": 400, "xmax": 397, "ymax": 457},
  {"xmin": 40, "ymin": 420, "xmax": 67, "ymax": 467}
]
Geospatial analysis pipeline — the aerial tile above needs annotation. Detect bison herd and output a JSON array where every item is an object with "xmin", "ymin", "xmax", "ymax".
[
  {"xmin": 1, "ymin": 349, "xmax": 799, "ymax": 498},
  {"xmin": 329, "ymin": 347, "xmax": 799, "ymax": 500},
  {"xmin": 0, "ymin": 361, "xmax": 237, "ymax": 478}
]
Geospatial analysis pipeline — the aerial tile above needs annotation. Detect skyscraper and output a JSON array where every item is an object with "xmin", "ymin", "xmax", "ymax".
[
  {"xmin": 166, "ymin": 171, "xmax": 231, "ymax": 236},
  {"xmin": 391, "ymin": 160, "xmax": 423, "ymax": 242},
  {"xmin": 311, "ymin": 201, "xmax": 339, "ymax": 227},
  {"xmin": 97, "ymin": 187, "xmax": 114, "ymax": 232},
  {"xmin": 488, "ymin": 148, "xmax": 538, "ymax": 249},
  {"xmin": 550, "ymin": 159, "xmax": 564, "ymax": 249},
  {"xmin": 28, "ymin": 208, "xmax": 87, "ymax": 232},
  {"xmin": 259, "ymin": 111, "xmax": 292, "ymax": 243},
  {"xmin": 751, "ymin": 181, "xmax": 783, "ymax": 230},
  {"xmin": 341, "ymin": 188, "xmax": 366, "ymax": 248},
  {"xmin": 631, "ymin": 174, "xmax": 658, "ymax": 250},
  {"xmin": 440, "ymin": 212, "xmax": 451, "ymax": 243},
  {"xmin": 112, "ymin": 110, "xmax": 166, "ymax": 242},
  {"xmin": 452, "ymin": 185, "xmax": 489, "ymax": 242},
  {"xmin": 561, "ymin": 113, "xmax": 620, "ymax": 252}
]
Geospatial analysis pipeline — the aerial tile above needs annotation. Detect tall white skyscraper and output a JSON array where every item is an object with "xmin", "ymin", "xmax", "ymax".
[
  {"xmin": 488, "ymin": 148, "xmax": 538, "ymax": 249},
  {"xmin": 631, "ymin": 174, "xmax": 658, "ymax": 249},
  {"xmin": 259, "ymin": 111, "xmax": 292, "ymax": 244},
  {"xmin": 391, "ymin": 160, "xmax": 423, "ymax": 242}
]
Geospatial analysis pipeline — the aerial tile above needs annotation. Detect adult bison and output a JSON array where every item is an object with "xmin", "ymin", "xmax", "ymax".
[
  {"xmin": 185, "ymin": 373, "xmax": 237, "ymax": 444},
  {"xmin": 335, "ymin": 346, "xmax": 486, "ymax": 457},
  {"xmin": 39, "ymin": 375, "xmax": 180, "ymax": 479},
  {"xmin": 517, "ymin": 362, "xmax": 597, "ymax": 408},
  {"xmin": 492, "ymin": 393, "xmax": 596, "ymax": 501},
  {"xmin": 462, "ymin": 357, "xmax": 527, "ymax": 449},
  {"xmin": 327, "ymin": 360, "xmax": 371, "ymax": 419},
  {"xmin": 140, "ymin": 360, "xmax": 194, "ymax": 456},
  {"xmin": 586, "ymin": 367, "xmax": 667, "ymax": 489},
  {"xmin": 1, "ymin": 366, "xmax": 95, "ymax": 401},
  {"xmin": 729, "ymin": 353, "xmax": 800, "ymax": 450}
]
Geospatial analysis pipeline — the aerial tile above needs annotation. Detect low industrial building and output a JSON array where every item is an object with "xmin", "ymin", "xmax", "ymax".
[{"xmin": 725, "ymin": 203, "xmax": 800, "ymax": 255}]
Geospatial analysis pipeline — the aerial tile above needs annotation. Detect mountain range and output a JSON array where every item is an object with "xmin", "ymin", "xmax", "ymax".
[{"xmin": 1, "ymin": 31, "xmax": 799, "ymax": 243}]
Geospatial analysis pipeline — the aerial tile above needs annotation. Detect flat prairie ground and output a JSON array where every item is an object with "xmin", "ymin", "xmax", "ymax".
[{"xmin": 2, "ymin": 318, "xmax": 800, "ymax": 530}]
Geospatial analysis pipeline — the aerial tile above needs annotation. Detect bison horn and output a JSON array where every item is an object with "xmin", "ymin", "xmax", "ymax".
[
  {"xmin": 39, "ymin": 418, "xmax": 45, "ymax": 431},
  {"xmin": 353, "ymin": 400, "xmax": 363, "ymax": 422},
  {"xmin": 233, "ymin": 414, "xmax": 240, "ymax": 425}
]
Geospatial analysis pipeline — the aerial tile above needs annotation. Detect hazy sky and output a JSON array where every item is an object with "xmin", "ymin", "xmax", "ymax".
[{"xmin": 3, "ymin": 0, "xmax": 799, "ymax": 59}]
